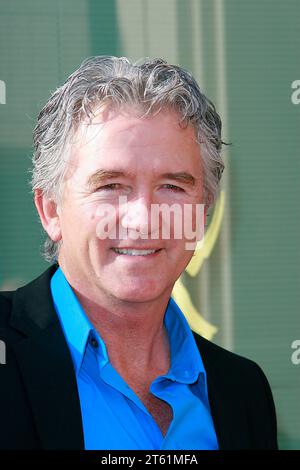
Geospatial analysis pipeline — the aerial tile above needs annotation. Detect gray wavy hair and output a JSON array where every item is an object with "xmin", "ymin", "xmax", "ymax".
[{"xmin": 31, "ymin": 56, "xmax": 225, "ymax": 262}]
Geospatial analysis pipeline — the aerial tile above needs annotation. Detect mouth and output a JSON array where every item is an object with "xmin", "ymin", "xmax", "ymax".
[{"xmin": 111, "ymin": 247, "xmax": 163, "ymax": 257}]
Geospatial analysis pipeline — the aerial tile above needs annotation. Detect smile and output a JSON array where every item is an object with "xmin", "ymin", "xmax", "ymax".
[{"xmin": 111, "ymin": 248, "xmax": 162, "ymax": 256}]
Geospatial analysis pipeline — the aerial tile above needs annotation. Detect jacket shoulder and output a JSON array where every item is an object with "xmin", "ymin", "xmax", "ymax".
[
  {"xmin": 192, "ymin": 331, "xmax": 241, "ymax": 361},
  {"xmin": 193, "ymin": 331, "xmax": 275, "ymax": 392},
  {"xmin": 0, "ymin": 265, "xmax": 58, "ymax": 332},
  {"xmin": 0, "ymin": 292, "xmax": 14, "ymax": 328}
]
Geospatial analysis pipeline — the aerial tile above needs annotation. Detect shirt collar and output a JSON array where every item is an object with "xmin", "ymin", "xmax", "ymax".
[
  {"xmin": 163, "ymin": 297, "xmax": 205, "ymax": 384},
  {"xmin": 50, "ymin": 267, "xmax": 105, "ymax": 375},
  {"xmin": 51, "ymin": 267, "xmax": 205, "ymax": 384}
]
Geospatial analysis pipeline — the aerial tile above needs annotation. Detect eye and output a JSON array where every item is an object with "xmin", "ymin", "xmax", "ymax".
[
  {"xmin": 97, "ymin": 183, "xmax": 122, "ymax": 191},
  {"xmin": 162, "ymin": 184, "xmax": 185, "ymax": 192}
]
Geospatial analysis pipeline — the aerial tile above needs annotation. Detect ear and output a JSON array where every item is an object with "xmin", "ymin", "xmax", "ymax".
[{"xmin": 34, "ymin": 189, "xmax": 62, "ymax": 242}]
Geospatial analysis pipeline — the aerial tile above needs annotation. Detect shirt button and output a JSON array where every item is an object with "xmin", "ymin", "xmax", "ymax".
[{"xmin": 90, "ymin": 337, "xmax": 99, "ymax": 349}]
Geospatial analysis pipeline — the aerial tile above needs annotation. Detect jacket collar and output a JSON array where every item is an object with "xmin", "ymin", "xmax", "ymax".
[{"xmin": 9, "ymin": 264, "xmax": 84, "ymax": 450}]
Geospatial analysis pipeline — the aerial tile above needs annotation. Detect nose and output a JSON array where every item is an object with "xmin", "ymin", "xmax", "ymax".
[{"xmin": 119, "ymin": 195, "xmax": 159, "ymax": 240}]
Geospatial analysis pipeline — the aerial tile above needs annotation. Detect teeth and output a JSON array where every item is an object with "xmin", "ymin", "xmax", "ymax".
[{"xmin": 112, "ymin": 248, "xmax": 158, "ymax": 256}]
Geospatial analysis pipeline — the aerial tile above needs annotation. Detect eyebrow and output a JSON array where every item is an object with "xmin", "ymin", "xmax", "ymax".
[
  {"xmin": 160, "ymin": 172, "xmax": 196, "ymax": 187},
  {"xmin": 87, "ymin": 170, "xmax": 130, "ymax": 189},
  {"xmin": 87, "ymin": 169, "xmax": 196, "ymax": 188}
]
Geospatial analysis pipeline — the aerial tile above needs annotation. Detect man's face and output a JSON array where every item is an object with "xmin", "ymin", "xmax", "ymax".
[{"xmin": 56, "ymin": 108, "xmax": 205, "ymax": 304}]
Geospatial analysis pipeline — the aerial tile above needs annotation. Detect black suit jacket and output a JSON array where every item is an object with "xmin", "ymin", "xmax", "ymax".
[{"xmin": 0, "ymin": 265, "xmax": 278, "ymax": 449}]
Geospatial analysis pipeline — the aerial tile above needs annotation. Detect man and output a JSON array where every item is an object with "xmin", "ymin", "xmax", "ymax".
[{"xmin": 0, "ymin": 56, "xmax": 277, "ymax": 449}]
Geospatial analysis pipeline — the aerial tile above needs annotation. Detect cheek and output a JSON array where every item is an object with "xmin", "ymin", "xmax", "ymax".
[
  {"xmin": 59, "ymin": 205, "xmax": 96, "ymax": 242},
  {"xmin": 168, "ymin": 202, "xmax": 203, "ymax": 242}
]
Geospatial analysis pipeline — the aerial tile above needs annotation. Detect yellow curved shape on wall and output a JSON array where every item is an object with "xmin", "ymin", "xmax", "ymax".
[{"xmin": 172, "ymin": 277, "xmax": 218, "ymax": 339}]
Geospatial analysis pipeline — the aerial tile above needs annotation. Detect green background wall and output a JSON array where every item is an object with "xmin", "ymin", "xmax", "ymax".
[{"xmin": 0, "ymin": 0, "xmax": 299, "ymax": 449}]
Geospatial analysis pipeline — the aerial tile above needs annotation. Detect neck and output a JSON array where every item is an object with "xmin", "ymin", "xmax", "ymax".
[{"xmin": 60, "ymin": 266, "xmax": 172, "ymax": 375}]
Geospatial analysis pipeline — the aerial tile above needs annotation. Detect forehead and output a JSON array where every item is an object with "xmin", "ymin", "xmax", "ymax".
[
  {"xmin": 79, "ymin": 106, "xmax": 196, "ymax": 143},
  {"xmin": 68, "ymin": 107, "xmax": 201, "ymax": 177}
]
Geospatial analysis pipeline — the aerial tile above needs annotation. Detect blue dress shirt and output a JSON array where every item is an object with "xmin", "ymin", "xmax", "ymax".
[{"xmin": 50, "ymin": 267, "xmax": 219, "ymax": 450}]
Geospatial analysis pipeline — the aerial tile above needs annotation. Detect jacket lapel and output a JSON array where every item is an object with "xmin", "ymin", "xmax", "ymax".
[
  {"xmin": 9, "ymin": 265, "xmax": 84, "ymax": 450},
  {"xmin": 192, "ymin": 332, "xmax": 240, "ymax": 450}
]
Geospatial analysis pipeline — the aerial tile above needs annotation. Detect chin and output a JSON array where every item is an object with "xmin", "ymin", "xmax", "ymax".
[{"xmin": 111, "ymin": 281, "xmax": 166, "ymax": 303}]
